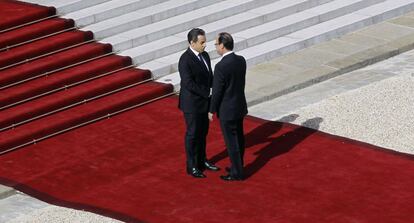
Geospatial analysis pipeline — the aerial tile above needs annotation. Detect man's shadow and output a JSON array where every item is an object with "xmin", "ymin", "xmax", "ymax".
[
  {"xmin": 209, "ymin": 114, "xmax": 299, "ymax": 164},
  {"xmin": 244, "ymin": 117, "xmax": 323, "ymax": 179},
  {"xmin": 210, "ymin": 115, "xmax": 323, "ymax": 179}
]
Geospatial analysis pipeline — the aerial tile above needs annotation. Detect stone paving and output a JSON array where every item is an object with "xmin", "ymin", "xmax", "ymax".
[
  {"xmin": 246, "ymin": 11, "xmax": 414, "ymax": 106},
  {"xmin": 249, "ymin": 49, "xmax": 414, "ymax": 120},
  {"xmin": 249, "ymin": 49, "xmax": 414, "ymax": 155}
]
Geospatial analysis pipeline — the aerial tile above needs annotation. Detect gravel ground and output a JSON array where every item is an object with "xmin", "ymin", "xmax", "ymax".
[
  {"xmin": 274, "ymin": 73, "xmax": 414, "ymax": 155},
  {"xmin": 7, "ymin": 206, "xmax": 122, "ymax": 223}
]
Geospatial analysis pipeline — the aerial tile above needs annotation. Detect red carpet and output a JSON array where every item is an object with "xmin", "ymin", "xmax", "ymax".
[
  {"xmin": 0, "ymin": 18, "xmax": 74, "ymax": 49},
  {"xmin": 0, "ymin": 0, "xmax": 174, "ymax": 153},
  {"xmin": 0, "ymin": 68, "xmax": 152, "ymax": 129},
  {"xmin": 0, "ymin": 0, "xmax": 55, "ymax": 31},
  {"xmin": 1, "ymin": 1, "xmax": 413, "ymax": 223},
  {"xmin": 0, "ymin": 96, "xmax": 413, "ymax": 223},
  {"xmin": 0, "ymin": 55, "xmax": 132, "ymax": 107},
  {"xmin": 0, "ymin": 30, "xmax": 94, "ymax": 67},
  {"xmin": 0, "ymin": 42, "xmax": 113, "ymax": 87}
]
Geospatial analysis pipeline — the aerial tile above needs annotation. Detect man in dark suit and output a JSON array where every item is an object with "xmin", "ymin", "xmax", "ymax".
[
  {"xmin": 209, "ymin": 32, "xmax": 248, "ymax": 181},
  {"xmin": 179, "ymin": 28, "xmax": 220, "ymax": 178}
]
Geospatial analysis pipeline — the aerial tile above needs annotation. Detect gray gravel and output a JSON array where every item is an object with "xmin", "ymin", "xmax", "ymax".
[
  {"xmin": 284, "ymin": 73, "xmax": 414, "ymax": 154},
  {"xmin": 6, "ymin": 205, "xmax": 122, "ymax": 223}
]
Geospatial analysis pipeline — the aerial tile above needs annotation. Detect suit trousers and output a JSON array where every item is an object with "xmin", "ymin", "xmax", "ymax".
[
  {"xmin": 183, "ymin": 113, "xmax": 209, "ymax": 171},
  {"xmin": 220, "ymin": 118, "xmax": 245, "ymax": 178}
]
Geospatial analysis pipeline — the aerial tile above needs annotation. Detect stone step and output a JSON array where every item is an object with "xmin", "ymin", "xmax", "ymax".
[
  {"xmin": 20, "ymin": 0, "xmax": 414, "ymax": 95},
  {"xmin": 24, "ymin": 0, "xmax": 112, "ymax": 14},
  {"xmin": 156, "ymin": 0, "xmax": 414, "ymax": 90},
  {"xmin": 64, "ymin": 0, "xmax": 169, "ymax": 27},
  {"xmin": 237, "ymin": 0, "xmax": 414, "ymax": 67},
  {"xmin": 99, "ymin": 0, "xmax": 276, "ymax": 48},
  {"xmin": 143, "ymin": 0, "xmax": 389, "ymax": 79},
  {"xmin": 80, "ymin": 0, "xmax": 227, "ymax": 40},
  {"xmin": 121, "ymin": 0, "xmax": 337, "ymax": 65}
]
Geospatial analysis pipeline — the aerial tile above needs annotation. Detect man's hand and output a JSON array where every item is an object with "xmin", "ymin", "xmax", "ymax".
[{"xmin": 208, "ymin": 112, "xmax": 213, "ymax": 122}]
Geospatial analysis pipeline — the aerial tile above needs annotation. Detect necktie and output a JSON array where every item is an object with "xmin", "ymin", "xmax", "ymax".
[{"xmin": 198, "ymin": 54, "xmax": 209, "ymax": 71}]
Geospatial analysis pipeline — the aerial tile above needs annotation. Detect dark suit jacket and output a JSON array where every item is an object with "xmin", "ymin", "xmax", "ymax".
[
  {"xmin": 209, "ymin": 53, "xmax": 248, "ymax": 120},
  {"xmin": 178, "ymin": 48, "xmax": 213, "ymax": 113}
]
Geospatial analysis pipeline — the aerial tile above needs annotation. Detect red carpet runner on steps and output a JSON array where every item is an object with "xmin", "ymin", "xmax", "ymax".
[
  {"xmin": 0, "ymin": 1, "xmax": 413, "ymax": 223},
  {"xmin": 0, "ymin": 0, "xmax": 55, "ymax": 30},
  {"xmin": 0, "ymin": 0, "xmax": 174, "ymax": 153}
]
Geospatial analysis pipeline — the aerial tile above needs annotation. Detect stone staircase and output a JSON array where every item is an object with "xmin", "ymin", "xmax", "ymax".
[{"xmin": 24, "ymin": 0, "xmax": 414, "ymax": 89}]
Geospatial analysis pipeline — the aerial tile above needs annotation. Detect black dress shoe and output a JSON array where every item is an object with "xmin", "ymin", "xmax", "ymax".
[
  {"xmin": 204, "ymin": 161, "xmax": 220, "ymax": 171},
  {"xmin": 187, "ymin": 168, "xmax": 206, "ymax": 178},
  {"xmin": 220, "ymin": 174, "xmax": 242, "ymax": 181}
]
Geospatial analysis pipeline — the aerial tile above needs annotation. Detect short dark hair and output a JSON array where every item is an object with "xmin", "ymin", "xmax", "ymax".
[
  {"xmin": 187, "ymin": 28, "xmax": 205, "ymax": 44},
  {"xmin": 217, "ymin": 32, "xmax": 234, "ymax": 50}
]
